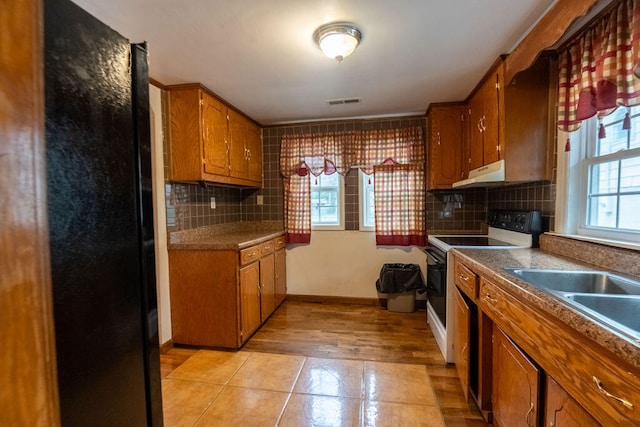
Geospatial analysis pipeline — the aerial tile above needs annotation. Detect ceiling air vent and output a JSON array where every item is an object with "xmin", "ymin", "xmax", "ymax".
[{"xmin": 327, "ymin": 97, "xmax": 361, "ymax": 106}]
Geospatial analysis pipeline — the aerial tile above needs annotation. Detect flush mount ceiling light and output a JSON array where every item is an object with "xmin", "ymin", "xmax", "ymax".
[{"xmin": 313, "ymin": 22, "xmax": 362, "ymax": 62}]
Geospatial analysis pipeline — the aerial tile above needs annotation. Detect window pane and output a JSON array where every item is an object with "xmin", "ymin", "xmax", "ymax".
[
  {"xmin": 311, "ymin": 173, "xmax": 342, "ymax": 227},
  {"xmin": 619, "ymin": 195, "xmax": 640, "ymax": 230},
  {"xmin": 620, "ymin": 157, "xmax": 640, "ymax": 193},
  {"xmin": 589, "ymin": 161, "xmax": 619, "ymax": 195},
  {"xmin": 631, "ymin": 117, "xmax": 640, "ymax": 149},
  {"xmin": 361, "ymin": 172, "xmax": 375, "ymax": 228},
  {"xmin": 598, "ymin": 124, "xmax": 627, "ymax": 155},
  {"xmin": 321, "ymin": 173, "xmax": 340, "ymax": 187},
  {"xmin": 319, "ymin": 206, "xmax": 337, "ymax": 223},
  {"xmin": 588, "ymin": 195, "xmax": 618, "ymax": 228}
]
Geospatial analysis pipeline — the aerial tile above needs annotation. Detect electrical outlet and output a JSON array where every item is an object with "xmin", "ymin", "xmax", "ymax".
[
  {"xmin": 256, "ymin": 195, "xmax": 264, "ymax": 206},
  {"xmin": 210, "ymin": 197, "xmax": 216, "ymax": 209}
]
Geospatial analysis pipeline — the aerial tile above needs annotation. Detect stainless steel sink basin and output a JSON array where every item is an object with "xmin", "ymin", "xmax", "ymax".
[
  {"xmin": 503, "ymin": 268, "xmax": 640, "ymax": 341},
  {"xmin": 504, "ymin": 269, "xmax": 640, "ymax": 295},
  {"xmin": 568, "ymin": 294, "xmax": 640, "ymax": 338}
]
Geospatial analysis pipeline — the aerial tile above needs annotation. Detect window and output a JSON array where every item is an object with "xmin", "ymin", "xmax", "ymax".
[
  {"xmin": 585, "ymin": 107, "xmax": 640, "ymax": 232},
  {"xmin": 359, "ymin": 171, "xmax": 375, "ymax": 231},
  {"xmin": 310, "ymin": 173, "xmax": 344, "ymax": 230},
  {"xmin": 562, "ymin": 106, "xmax": 640, "ymax": 244}
]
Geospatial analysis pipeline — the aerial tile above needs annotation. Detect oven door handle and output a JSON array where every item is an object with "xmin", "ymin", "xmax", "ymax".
[{"xmin": 425, "ymin": 247, "xmax": 446, "ymax": 264}]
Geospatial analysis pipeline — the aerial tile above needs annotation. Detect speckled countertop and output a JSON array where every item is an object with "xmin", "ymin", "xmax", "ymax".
[
  {"xmin": 450, "ymin": 245, "xmax": 640, "ymax": 370},
  {"xmin": 168, "ymin": 221, "xmax": 285, "ymax": 250}
]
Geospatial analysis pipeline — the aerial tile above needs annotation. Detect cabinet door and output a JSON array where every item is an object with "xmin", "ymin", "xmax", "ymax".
[
  {"xmin": 428, "ymin": 106, "xmax": 462, "ymax": 189},
  {"xmin": 239, "ymin": 262, "xmax": 261, "ymax": 342},
  {"xmin": 246, "ymin": 121, "xmax": 263, "ymax": 183},
  {"xmin": 260, "ymin": 252, "xmax": 275, "ymax": 322},
  {"xmin": 467, "ymin": 93, "xmax": 484, "ymax": 171},
  {"xmin": 228, "ymin": 109, "xmax": 249, "ymax": 179},
  {"xmin": 274, "ymin": 248, "xmax": 287, "ymax": 306},
  {"xmin": 201, "ymin": 92, "xmax": 229, "ymax": 176},
  {"xmin": 545, "ymin": 377, "xmax": 600, "ymax": 427},
  {"xmin": 493, "ymin": 326, "xmax": 540, "ymax": 427},
  {"xmin": 454, "ymin": 287, "xmax": 470, "ymax": 402},
  {"xmin": 482, "ymin": 70, "xmax": 501, "ymax": 165}
]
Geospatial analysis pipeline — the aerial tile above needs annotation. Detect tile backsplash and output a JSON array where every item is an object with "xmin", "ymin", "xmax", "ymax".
[{"xmin": 161, "ymin": 88, "xmax": 556, "ymax": 234}]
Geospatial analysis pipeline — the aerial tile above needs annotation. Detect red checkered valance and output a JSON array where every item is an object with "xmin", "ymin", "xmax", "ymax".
[
  {"xmin": 558, "ymin": 0, "xmax": 640, "ymax": 132},
  {"xmin": 280, "ymin": 127, "xmax": 424, "ymax": 245}
]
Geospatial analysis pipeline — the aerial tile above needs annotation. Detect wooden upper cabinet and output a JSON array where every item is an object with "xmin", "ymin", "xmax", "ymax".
[
  {"xmin": 464, "ymin": 63, "xmax": 502, "ymax": 172},
  {"xmin": 482, "ymin": 68, "xmax": 502, "ymax": 166},
  {"xmin": 229, "ymin": 109, "xmax": 262, "ymax": 183},
  {"xmin": 503, "ymin": 54, "xmax": 555, "ymax": 183},
  {"xmin": 246, "ymin": 121, "xmax": 263, "ymax": 183},
  {"xmin": 466, "ymin": 92, "xmax": 484, "ymax": 172},
  {"xmin": 427, "ymin": 104, "xmax": 463, "ymax": 189},
  {"xmin": 228, "ymin": 109, "xmax": 249, "ymax": 179},
  {"xmin": 462, "ymin": 54, "xmax": 553, "ymax": 184},
  {"xmin": 168, "ymin": 83, "xmax": 262, "ymax": 187},
  {"xmin": 202, "ymin": 92, "xmax": 229, "ymax": 176}
]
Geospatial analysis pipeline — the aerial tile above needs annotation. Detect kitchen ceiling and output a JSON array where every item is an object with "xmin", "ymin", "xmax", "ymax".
[{"xmin": 71, "ymin": 0, "xmax": 557, "ymax": 125}]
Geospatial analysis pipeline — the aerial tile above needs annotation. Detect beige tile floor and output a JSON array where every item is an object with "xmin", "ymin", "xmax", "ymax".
[{"xmin": 163, "ymin": 349, "xmax": 446, "ymax": 427}]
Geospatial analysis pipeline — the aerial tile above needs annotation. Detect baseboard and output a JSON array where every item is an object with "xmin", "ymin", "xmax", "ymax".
[
  {"xmin": 159, "ymin": 339, "xmax": 174, "ymax": 354},
  {"xmin": 286, "ymin": 294, "xmax": 380, "ymax": 306}
]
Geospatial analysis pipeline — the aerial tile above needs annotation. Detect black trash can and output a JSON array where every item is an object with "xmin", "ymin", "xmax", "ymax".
[{"xmin": 376, "ymin": 263, "xmax": 425, "ymax": 313}]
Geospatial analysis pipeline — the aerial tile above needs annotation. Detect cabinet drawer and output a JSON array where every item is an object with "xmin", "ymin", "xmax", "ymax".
[
  {"xmin": 480, "ymin": 277, "xmax": 640, "ymax": 426},
  {"xmin": 259, "ymin": 240, "xmax": 274, "ymax": 256},
  {"xmin": 240, "ymin": 246, "xmax": 260, "ymax": 266},
  {"xmin": 274, "ymin": 236, "xmax": 286, "ymax": 250},
  {"xmin": 454, "ymin": 260, "xmax": 478, "ymax": 299}
]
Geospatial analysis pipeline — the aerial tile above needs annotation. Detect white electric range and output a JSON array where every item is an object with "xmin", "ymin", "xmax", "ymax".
[{"xmin": 424, "ymin": 210, "xmax": 542, "ymax": 362}]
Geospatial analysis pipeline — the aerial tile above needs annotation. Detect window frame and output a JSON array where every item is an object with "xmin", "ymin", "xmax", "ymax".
[
  {"xmin": 359, "ymin": 170, "xmax": 375, "ymax": 231},
  {"xmin": 559, "ymin": 112, "xmax": 640, "ymax": 245},
  {"xmin": 310, "ymin": 172, "xmax": 345, "ymax": 231}
]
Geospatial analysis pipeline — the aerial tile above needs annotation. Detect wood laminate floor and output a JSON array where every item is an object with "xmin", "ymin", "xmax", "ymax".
[{"xmin": 161, "ymin": 300, "xmax": 490, "ymax": 426}]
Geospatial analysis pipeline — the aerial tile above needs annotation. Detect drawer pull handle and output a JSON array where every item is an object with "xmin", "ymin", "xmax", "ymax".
[
  {"xmin": 525, "ymin": 402, "xmax": 534, "ymax": 426},
  {"xmin": 593, "ymin": 376, "xmax": 634, "ymax": 410},
  {"xmin": 484, "ymin": 293, "xmax": 498, "ymax": 304},
  {"xmin": 458, "ymin": 274, "xmax": 468, "ymax": 281}
]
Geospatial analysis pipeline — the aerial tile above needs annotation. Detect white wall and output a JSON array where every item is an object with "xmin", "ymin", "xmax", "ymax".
[
  {"xmin": 286, "ymin": 231, "xmax": 427, "ymax": 298},
  {"xmin": 149, "ymin": 85, "xmax": 172, "ymax": 345}
]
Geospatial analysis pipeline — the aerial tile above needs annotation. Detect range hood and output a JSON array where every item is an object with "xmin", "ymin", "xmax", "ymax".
[{"xmin": 452, "ymin": 159, "xmax": 505, "ymax": 188}]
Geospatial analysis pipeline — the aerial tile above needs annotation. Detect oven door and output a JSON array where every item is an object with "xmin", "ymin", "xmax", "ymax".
[{"xmin": 425, "ymin": 246, "xmax": 447, "ymax": 327}]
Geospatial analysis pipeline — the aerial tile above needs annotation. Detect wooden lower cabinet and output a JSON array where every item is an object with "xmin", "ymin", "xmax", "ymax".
[
  {"xmin": 275, "ymin": 248, "xmax": 287, "ymax": 306},
  {"xmin": 492, "ymin": 326, "xmax": 541, "ymax": 427},
  {"xmin": 259, "ymin": 252, "xmax": 275, "ymax": 323},
  {"xmin": 475, "ymin": 271, "xmax": 639, "ymax": 426},
  {"xmin": 240, "ymin": 262, "xmax": 261, "ymax": 340},
  {"xmin": 454, "ymin": 286, "xmax": 470, "ymax": 402},
  {"xmin": 169, "ymin": 235, "xmax": 286, "ymax": 349},
  {"xmin": 546, "ymin": 377, "xmax": 600, "ymax": 427}
]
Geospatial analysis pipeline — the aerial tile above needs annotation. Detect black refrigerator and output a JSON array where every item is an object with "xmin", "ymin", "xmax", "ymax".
[{"xmin": 45, "ymin": 0, "xmax": 163, "ymax": 425}]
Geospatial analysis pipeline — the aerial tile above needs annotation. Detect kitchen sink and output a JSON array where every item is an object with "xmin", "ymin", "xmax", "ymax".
[
  {"xmin": 504, "ymin": 268, "xmax": 640, "ymax": 341},
  {"xmin": 567, "ymin": 294, "xmax": 640, "ymax": 338},
  {"xmin": 504, "ymin": 269, "xmax": 640, "ymax": 295}
]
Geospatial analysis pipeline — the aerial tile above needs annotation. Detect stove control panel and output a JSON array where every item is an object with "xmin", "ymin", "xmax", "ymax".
[{"xmin": 487, "ymin": 210, "xmax": 542, "ymax": 234}]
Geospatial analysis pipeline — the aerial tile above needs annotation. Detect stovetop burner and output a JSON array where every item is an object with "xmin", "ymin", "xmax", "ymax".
[{"xmin": 434, "ymin": 236, "xmax": 515, "ymax": 247}]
